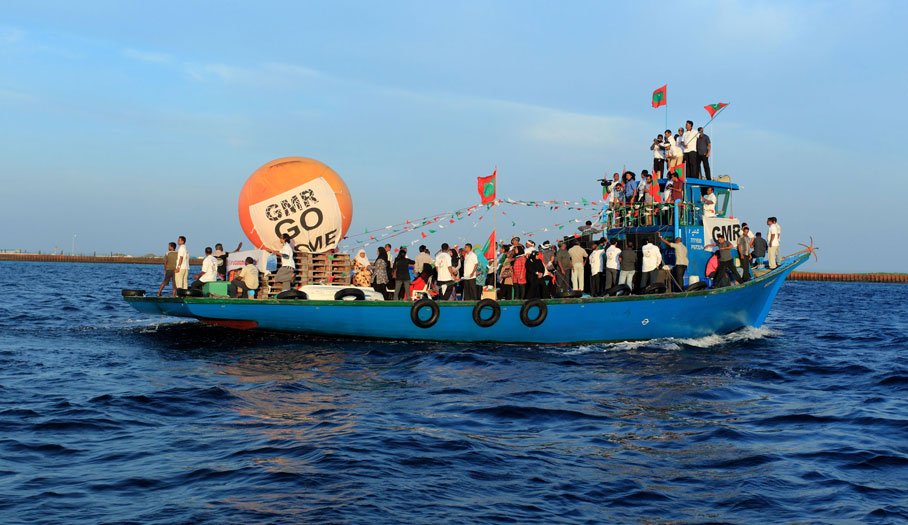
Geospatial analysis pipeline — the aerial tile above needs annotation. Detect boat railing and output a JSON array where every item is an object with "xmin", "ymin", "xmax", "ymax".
[{"xmin": 602, "ymin": 199, "xmax": 727, "ymax": 229}]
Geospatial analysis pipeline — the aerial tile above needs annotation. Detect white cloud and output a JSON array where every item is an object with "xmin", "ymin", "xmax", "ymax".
[
  {"xmin": 184, "ymin": 61, "xmax": 323, "ymax": 86},
  {"xmin": 710, "ymin": 0, "xmax": 802, "ymax": 46},
  {"xmin": 0, "ymin": 88, "xmax": 37, "ymax": 103},
  {"xmin": 122, "ymin": 47, "xmax": 171, "ymax": 64},
  {"xmin": 0, "ymin": 26, "xmax": 25, "ymax": 45}
]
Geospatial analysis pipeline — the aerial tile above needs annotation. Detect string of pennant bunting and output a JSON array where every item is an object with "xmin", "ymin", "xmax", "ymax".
[{"xmin": 338, "ymin": 199, "xmax": 605, "ymax": 254}]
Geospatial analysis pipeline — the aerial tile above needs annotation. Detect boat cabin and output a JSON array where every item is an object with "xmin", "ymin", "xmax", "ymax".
[{"xmin": 600, "ymin": 177, "xmax": 744, "ymax": 285}]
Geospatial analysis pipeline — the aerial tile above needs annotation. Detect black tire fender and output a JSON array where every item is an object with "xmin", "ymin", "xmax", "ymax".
[
  {"xmin": 472, "ymin": 299, "xmax": 501, "ymax": 328},
  {"xmin": 605, "ymin": 284, "xmax": 631, "ymax": 297},
  {"xmin": 121, "ymin": 288, "xmax": 146, "ymax": 297},
  {"xmin": 519, "ymin": 299, "xmax": 547, "ymax": 328},
  {"xmin": 334, "ymin": 288, "xmax": 366, "ymax": 301},
  {"xmin": 411, "ymin": 298, "xmax": 440, "ymax": 329},
  {"xmin": 685, "ymin": 281, "xmax": 708, "ymax": 292},
  {"xmin": 276, "ymin": 290, "xmax": 308, "ymax": 300}
]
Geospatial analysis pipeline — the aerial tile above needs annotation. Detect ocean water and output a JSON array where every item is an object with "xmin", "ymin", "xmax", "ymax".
[{"xmin": 1, "ymin": 261, "xmax": 907, "ymax": 524}]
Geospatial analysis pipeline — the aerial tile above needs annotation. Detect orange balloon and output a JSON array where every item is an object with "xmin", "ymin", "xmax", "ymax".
[{"xmin": 238, "ymin": 157, "xmax": 353, "ymax": 253}]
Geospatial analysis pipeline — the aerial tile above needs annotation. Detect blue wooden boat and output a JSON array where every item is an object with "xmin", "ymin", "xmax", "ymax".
[
  {"xmin": 123, "ymin": 251, "xmax": 808, "ymax": 344},
  {"xmin": 123, "ymin": 178, "xmax": 811, "ymax": 344}
]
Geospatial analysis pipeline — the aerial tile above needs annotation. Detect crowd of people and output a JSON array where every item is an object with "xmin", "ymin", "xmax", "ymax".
[
  {"xmin": 343, "ymin": 214, "xmax": 780, "ymax": 301},
  {"xmin": 602, "ymin": 121, "xmax": 718, "ymax": 228},
  {"xmin": 156, "ymin": 212, "xmax": 782, "ymax": 300},
  {"xmin": 155, "ymin": 119, "xmax": 785, "ymax": 300}
]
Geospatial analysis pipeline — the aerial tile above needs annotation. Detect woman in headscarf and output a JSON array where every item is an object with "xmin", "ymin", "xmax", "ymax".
[
  {"xmin": 524, "ymin": 249, "xmax": 546, "ymax": 299},
  {"xmin": 372, "ymin": 246, "xmax": 391, "ymax": 299},
  {"xmin": 352, "ymin": 249, "xmax": 372, "ymax": 287}
]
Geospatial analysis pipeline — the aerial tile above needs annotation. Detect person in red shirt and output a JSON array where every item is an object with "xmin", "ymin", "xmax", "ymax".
[{"xmin": 512, "ymin": 245, "xmax": 527, "ymax": 300}]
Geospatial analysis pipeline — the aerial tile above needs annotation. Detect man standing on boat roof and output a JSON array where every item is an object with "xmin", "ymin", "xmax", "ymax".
[
  {"xmin": 682, "ymin": 121, "xmax": 700, "ymax": 179},
  {"xmin": 696, "ymin": 126, "xmax": 712, "ymax": 180}
]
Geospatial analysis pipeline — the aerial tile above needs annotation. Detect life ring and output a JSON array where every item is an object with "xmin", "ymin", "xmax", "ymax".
[
  {"xmin": 605, "ymin": 284, "xmax": 631, "ymax": 297},
  {"xmin": 685, "ymin": 281, "xmax": 708, "ymax": 292},
  {"xmin": 642, "ymin": 283, "xmax": 667, "ymax": 295},
  {"xmin": 519, "ymin": 299, "xmax": 547, "ymax": 327},
  {"xmin": 276, "ymin": 290, "xmax": 308, "ymax": 300},
  {"xmin": 472, "ymin": 299, "xmax": 501, "ymax": 328},
  {"xmin": 411, "ymin": 298, "xmax": 440, "ymax": 329},
  {"xmin": 334, "ymin": 288, "xmax": 366, "ymax": 301}
]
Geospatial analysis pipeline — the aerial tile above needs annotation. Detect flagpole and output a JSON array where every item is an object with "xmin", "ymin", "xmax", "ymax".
[{"xmin": 493, "ymin": 166, "xmax": 499, "ymax": 299}]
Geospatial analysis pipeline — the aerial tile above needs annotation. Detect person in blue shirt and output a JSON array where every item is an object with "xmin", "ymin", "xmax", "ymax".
[{"xmin": 622, "ymin": 171, "xmax": 639, "ymax": 203}]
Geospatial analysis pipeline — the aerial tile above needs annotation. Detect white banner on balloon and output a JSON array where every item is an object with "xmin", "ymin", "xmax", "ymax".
[
  {"xmin": 227, "ymin": 249, "xmax": 269, "ymax": 273},
  {"xmin": 247, "ymin": 177, "xmax": 343, "ymax": 253}
]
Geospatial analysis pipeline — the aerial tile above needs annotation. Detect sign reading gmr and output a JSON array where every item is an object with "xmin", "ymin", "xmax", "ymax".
[{"xmin": 703, "ymin": 217, "xmax": 742, "ymax": 243}]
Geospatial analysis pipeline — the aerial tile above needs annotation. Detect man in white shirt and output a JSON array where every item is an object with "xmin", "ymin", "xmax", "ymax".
[
  {"xmin": 651, "ymin": 135, "xmax": 666, "ymax": 177},
  {"xmin": 604, "ymin": 239, "xmax": 621, "ymax": 290},
  {"xmin": 567, "ymin": 242, "xmax": 587, "ymax": 292},
  {"xmin": 702, "ymin": 187, "xmax": 717, "ymax": 218},
  {"xmin": 664, "ymin": 130, "xmax": 683, "ymax": 173},
  {"xmin": 639, "ymin": 240, "xmax": 663, "ymax": 291},
  {"xmin": 588, "ymin": 242, "xmax": 604, "ymax": 296},
  {"xmin": 435, "ymin": 243, "xmax": 455, "ymax": 300},
  {"xmin": 174, "ymin": 235, "xmax": 189, "ymax": 290},
  {"xmin": 267, "ymin": 233, "xmax": 297, "ymax": 292},
  {"xmin": 682, "ymin": 120, "xmax": 700, "ymax": 179},
  {"xmin": 189, "ymin": 246, "xmax": 219, "ymax": 294},
  {"xmin": 461, "ymin": 243, "xmax": 479, "ymax": 301},
  {"xmin": 767, "ymin": 216, "xmax": 782, "ymax": 269}
]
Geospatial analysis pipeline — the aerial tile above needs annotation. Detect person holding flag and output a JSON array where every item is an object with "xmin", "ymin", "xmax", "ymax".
[
  {"xmin": 696, "ymin": 126, "xmax": 712, "ymax": 180},
  {"xmin": 664, "ymin": 130, "xmax": 683, "ymax": 174}
]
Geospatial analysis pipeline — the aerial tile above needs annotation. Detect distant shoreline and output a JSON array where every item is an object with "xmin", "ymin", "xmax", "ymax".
[
  {"xmin": 0, "ymin": 253, "xmax": 204, "ymax": 266},
  {"xmin": 1, "ymin": 253, "xmax": 905, "ymax": 283}
]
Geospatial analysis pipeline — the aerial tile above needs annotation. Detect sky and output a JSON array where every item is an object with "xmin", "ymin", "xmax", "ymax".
[{"xmin": 1, "ymin": 0, "xmax": 905, "ymax": 271}]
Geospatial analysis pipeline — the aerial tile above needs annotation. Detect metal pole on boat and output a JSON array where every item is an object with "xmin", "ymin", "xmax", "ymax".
[{"xmin": 493, "ymin": 168, "xmax": 499, "ymax": 298}]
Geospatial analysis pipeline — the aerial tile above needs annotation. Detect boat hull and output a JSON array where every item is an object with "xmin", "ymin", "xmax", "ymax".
[{"xmin": 125, "ymin": 253, "xmax": 808, "ymax": 344}]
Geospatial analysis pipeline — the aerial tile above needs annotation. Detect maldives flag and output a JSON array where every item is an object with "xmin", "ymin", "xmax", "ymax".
[
  {"xmin": 704, "ymin": 102, "xmax": 728, "ymax": 118},
  {"xmin": 481, "ymin": 229, "xmax": 496, "ymax": 262},
  {"xmin": 670, "ymin": 162, "xmax": 685, "ymax": 181},
  {"xmin": 648, "ymin": 180, "xmax": 662, "ymax": 203},
  {"xmin": 652, "ymin": 85, "xmax": 667, "ymax": 108},
  {"xmin": 477, "ymin": 169, "xmax": 497, "ymax": 205}
]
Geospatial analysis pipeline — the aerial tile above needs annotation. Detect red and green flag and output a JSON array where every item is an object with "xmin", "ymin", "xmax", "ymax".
[
  {"xmin": 649, "ymin": 180, "xmax": 662, "ymax": 203},
  {"xmin": 670, "ymin": 162, "xmax": 685, "ymax": 181},
  {"xmin": 652, "ymin": 85, "xmax": 667, "ymax": 108},
  {"xmin": 704, "ymin": 102, "xmax": 728, "ymax": 118},
  {"xmin": 477, "ymin": 169, "xmax": 497, "ymax": 205},
  {"xmin": 481, "ymin": 229, "xmax": 496, "ymax": 262}
]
